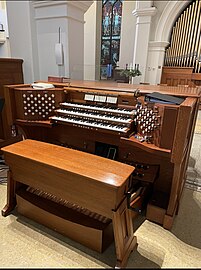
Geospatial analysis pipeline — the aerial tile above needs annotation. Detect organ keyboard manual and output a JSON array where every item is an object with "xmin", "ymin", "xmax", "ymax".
[{"xmin": 49, "ymin": 87, "xmax": 138, "ymax": 137}]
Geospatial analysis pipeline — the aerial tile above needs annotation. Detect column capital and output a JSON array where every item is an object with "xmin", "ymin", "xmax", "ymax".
[
  {"xmin": 32, "ymin": 1, "xmax": 93, "ymax": 13},
  {"xmin": 148, "ymin": 41, "xmax": 170, "ymax": 52},
  {"xmin": 132, "ymin": 7, "xmax": 157, "ymax": 18}
]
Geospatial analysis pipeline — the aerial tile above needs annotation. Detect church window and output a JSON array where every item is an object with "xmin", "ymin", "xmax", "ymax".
[{"xmin": 100, "ymin": 0, "xmax": 123, "ymax": 79}]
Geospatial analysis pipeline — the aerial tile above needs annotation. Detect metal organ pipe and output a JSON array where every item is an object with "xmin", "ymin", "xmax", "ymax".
[{"xmin": 164, "ymin": 0, "xmax": 201, "ymax": 72}]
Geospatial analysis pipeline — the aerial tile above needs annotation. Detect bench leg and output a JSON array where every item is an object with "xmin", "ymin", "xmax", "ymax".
[
  {"xmin": 2, "ymin": 170, "xmax": 16, "ymax": 216},
  {"xmin": 112, "ymin": 198, "xmax": 137, "ymax": 268}
]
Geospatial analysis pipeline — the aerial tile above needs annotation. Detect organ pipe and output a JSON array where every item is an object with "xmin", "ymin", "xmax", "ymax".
[{"xmin": 164, "ymin": 0, "xmax": 201, "ymax": 73}]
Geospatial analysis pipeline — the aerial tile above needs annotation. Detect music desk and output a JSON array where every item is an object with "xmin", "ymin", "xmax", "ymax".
[{"xmin": 1, "ymin": 139, "xmax": 136, "ymax": 268}]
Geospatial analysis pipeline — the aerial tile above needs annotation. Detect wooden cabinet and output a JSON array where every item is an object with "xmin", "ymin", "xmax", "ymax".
[
  {"xmin": 160, "ymin": 67, "xmax": 194, "ymax": 86},
  {"xmin": 0, "ymin": 58, "xmax": 24, "ymax": 139},
  {"xmin": 161, "ymin": 66, "xmax": 201, "ymax": 109}
]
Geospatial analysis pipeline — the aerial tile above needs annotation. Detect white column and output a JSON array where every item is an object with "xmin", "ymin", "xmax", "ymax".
[
  {"xmin": 146, "ymin": 41, "xmax": 169, "ymax": 85},
  {"xmin": 132, "ymin": 4, "xmax": 157, "ymax": 84},
  {"xmin": 6, "ymin": 1, "xmax": 92, "ymax": 82},
  {"xmin": 33, "ymin": 1, "xmax": 93, "ymax": 81}
]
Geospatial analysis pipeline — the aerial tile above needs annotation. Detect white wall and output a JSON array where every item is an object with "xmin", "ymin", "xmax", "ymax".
[
  {"xmin": 32, "ymin": 1, "xmax": 89, "ymax": 81},
  {"xmin": 0, "ymin": 0, "xmax": 10, "ymax": 57},
  {"xmin": 84, "ymin": 1, "xmax": 97, "ymax": 80},
  {"xmin": 5, "ymin": 1, "xmax": 92, "ymax": 83},
  {"xmin": 68, "ymin": 3, "xmax": 85, "ymax": 80},
  {"xmin": 0, "ymin": 1, "xmax": 8, "ymax": 34},
  {"xmin": 34, "ymin": 4, "xmax": 69, "ymax": 80},
  {"xmin": 6, "ymin": 1, "xmax": 37, "ymax": 83},
  {"xmin": 118, "ymin": 0, "xmax": 136, "ymax": 69},
  {"xmin": 150, "ymin": 1, "xmax": 167, "ymax": 40}
]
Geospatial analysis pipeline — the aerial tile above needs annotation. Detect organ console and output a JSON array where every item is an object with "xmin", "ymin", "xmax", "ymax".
[{"xmin": 1, "ymin": 80, "xmax": 201, "ymax": 267}]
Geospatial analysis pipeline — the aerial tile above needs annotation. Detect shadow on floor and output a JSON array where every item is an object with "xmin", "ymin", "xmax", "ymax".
[
  {"xmin": 171, "ymin": 188, "xmax": 201, "ymax": 250},
  {"xmin": 10, "ymin": 210, "xmax": 160, "ymax": 269}
]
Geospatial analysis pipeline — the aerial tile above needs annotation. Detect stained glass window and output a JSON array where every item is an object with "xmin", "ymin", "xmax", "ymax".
[{"xmin": 101, "ymin": 0, "xmax": 123, "ymax": 79}]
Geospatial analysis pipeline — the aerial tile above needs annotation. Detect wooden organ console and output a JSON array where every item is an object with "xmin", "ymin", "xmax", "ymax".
[{"xmin": 1, "ymin": 81, "xmax": 201, "ymax": 267}]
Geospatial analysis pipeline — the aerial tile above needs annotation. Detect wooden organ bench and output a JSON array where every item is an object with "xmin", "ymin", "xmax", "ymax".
[{"xmin": 1, "ymin": 139, "xmax": 137, "ymax": 268}]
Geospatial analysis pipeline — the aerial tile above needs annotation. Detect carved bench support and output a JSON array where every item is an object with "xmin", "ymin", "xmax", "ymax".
[
  {"xmin": 2, "ymin": 170, "xmax": 16, "ymax": 216},
  {"xmin": 113, "ymin": 198, "xmax": 137, "ymax": 268}
]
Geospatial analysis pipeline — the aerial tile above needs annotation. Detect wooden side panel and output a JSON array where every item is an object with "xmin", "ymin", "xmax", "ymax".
[
  {"xmin": 16, "ymin": 192, "xmax": 114, "ymax": 253},
  {"xmin": 112, "ymin": 198, "xmax": 137, "ymax": 268},
  {"xmin": 171, "ymin": 97, "xmax": 196, "ymax": 163},
  {"xmin": 0, "ymin": 59, "xmax": 24, "ymax": 139},
  {"xmin": 160, "ymin": 67, "xmax": 194, "ymax": 86},
  {"xmin": 167, "ymin": 97, "xmax": 198, "ymax": 218},
  {"xmin": 0, "ymin": 58, "xmax": 24, "ymax": 97},
  {"xmin": 1, "ymin": 170, "xmax": 16, "ymax": 216},
  {"xmin": 4, "ymin": 84, "xmax": 30, "ymax": 139},
  {"xmin": 159, "ymin": 106, "xmax": 178, "ymax": 149}
]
